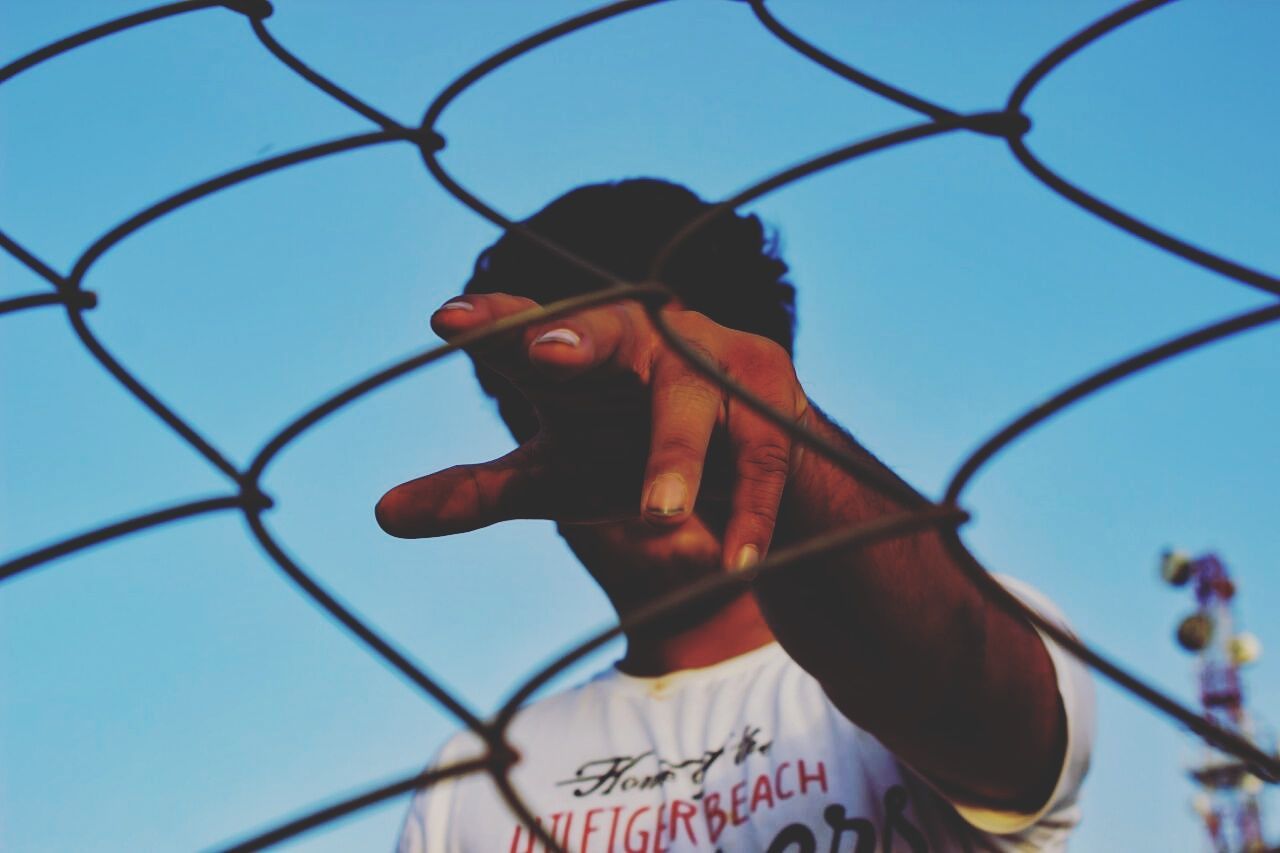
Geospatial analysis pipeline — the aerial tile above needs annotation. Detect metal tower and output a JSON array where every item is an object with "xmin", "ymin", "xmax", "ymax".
[{"xmin": 1161, "ymin": 550, "xmax": 1275, "ymax": 853}]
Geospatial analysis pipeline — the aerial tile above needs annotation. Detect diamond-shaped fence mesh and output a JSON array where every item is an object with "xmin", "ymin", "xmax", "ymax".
[{"xmin": 2, "ymin": 1, "xmax": 1277, "ymax": 850}]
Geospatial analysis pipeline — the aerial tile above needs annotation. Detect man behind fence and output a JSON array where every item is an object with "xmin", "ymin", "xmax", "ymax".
[{"xmin": 377, "ymin": 178, "xmax": 1094, "ymax": 852}]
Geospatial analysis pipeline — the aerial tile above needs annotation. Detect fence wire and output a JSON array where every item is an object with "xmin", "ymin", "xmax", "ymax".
[{"xmin": 2, "ymin": 0, "xmax": 1277, "ymax": 850}]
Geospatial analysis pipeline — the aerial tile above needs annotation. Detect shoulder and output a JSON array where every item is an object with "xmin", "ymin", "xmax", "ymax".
[{"xmin": 396, "ymin": 727, "xmax": 482, "ymax": 853}]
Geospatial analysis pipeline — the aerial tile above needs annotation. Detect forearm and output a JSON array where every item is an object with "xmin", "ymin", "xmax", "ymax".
[{"xmin": 757, "ymin": 404, "xmax": 1064, "ymax": 810}]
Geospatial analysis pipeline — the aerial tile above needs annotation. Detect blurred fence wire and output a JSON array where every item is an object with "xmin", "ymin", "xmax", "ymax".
[{"xmin": 2, "ymin": 0, "xmax": 1278, "ymax": 850}]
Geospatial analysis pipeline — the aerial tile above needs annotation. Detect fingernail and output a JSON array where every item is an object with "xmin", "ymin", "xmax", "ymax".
[
  {"xmin": 733, "ymin": 545, "xmax": 760, "ymax": 572},
  {"xmin": 645, "ymin": 473, "xmax": 687, "ymax": 517},
  {"xmin": 439, "ymin": 300, "xmax": 474, "ymax": 312},
  {"xmin": 532, "ymin": 328, "xmax": 581, "ymax": 347}
]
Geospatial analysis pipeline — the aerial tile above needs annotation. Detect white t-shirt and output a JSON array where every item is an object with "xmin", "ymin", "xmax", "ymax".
[{"xmin": 399, "ymin": 577, "xmax": 1094, "ymax": 852}]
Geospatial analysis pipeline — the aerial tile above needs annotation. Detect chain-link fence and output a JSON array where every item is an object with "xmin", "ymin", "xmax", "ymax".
[{"xmin": 3, "ymin": 1, "xmax": 1277, "ymax": 850}]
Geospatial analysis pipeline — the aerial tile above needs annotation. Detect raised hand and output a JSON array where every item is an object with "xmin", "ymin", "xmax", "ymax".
[{"xmin": 375, "ymin": 292, "xmax": 809, "ymax": 571}]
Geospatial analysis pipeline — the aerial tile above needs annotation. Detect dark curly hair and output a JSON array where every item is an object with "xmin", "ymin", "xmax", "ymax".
[{"xmin": 463, "ymin": 178, "xmax": 796, "ymax": 440}]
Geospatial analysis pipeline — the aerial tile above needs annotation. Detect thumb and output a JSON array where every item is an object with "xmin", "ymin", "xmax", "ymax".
[{"xmin": 375, "ymin": 445, "xmax": 542, "ymax": 538}]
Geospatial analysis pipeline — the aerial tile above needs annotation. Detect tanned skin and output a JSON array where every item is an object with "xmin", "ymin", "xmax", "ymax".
[{"xmin": 376, "ymin": 293, "xmax": 1065, "ymax": 815}]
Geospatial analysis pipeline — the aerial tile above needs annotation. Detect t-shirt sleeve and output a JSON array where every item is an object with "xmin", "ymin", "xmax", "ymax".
[
  {"xmin": 947, "ymin": 574, "xmax": 1097, "ymax": 846},
  {"xmin": 396, "ymin": 732, "xmax": 483, "ymax": 853}
]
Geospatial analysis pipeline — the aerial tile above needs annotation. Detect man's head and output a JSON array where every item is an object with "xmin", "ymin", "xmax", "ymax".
[
  {"xmin": 457, "ymin": 178, "xmax": 799, "ymax": 624},
  {"xmin": 464, "ymin": 178, "xmax": 796, "ymax": 443}
]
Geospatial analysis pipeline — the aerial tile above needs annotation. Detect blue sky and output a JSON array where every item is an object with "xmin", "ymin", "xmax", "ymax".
[{"xmin": 2, "ymin": 1, "xmax": 1278, "ymax": 850}]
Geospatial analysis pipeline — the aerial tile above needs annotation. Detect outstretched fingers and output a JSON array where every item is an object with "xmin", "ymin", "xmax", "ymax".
[{"xmin": 419, "ymin": 293, "xmax": 806, "ymax": 562}]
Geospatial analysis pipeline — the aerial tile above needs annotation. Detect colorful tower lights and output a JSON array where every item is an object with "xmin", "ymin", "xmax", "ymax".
[{"xmin": 1161, "ymin": 550, "xmax": 1276, "ymax": 853}]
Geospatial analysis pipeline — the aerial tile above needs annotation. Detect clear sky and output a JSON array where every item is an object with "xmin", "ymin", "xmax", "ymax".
[{"xmin": 2, "ymin": 1, "xmax": 1278, "ymax": 851}]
